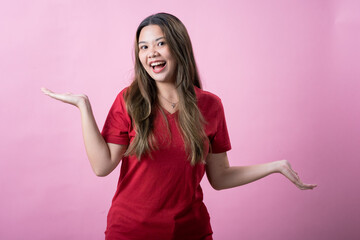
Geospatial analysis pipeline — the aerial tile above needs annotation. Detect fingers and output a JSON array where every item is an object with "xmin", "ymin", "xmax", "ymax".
[
  {"xmin": 41, "ymin": 87, "xmax": 62, "ymax": 100},
  {"xmin": 41, "ymin": 87, "xmax": 52, "ymax": 95},
  {"xmin": 41, "ymin": 87, "xmax": 57, "ymax": 99},
  {"xmin": 280, "ymin": 163, "xmax": 317, "ymax": 190},
  {"xmin": 41, "ymin": 87, "xmax": 88, "ymax": 108},
  {"xmin": 300, "ymin": 183, "xmax": 317, "ymax": 190},
  {"xmin": 41, "ymin": 87, "xmax": 63, "ymax": 98},
  {"xmin": 282, "ymin": 166, "xmax": 301, "ymax": 186},
  {"xmin": 293, "ymin": 171, "xmax": 317, "ymax": 190},
  {"xmin": 41, "ymin": 87, "xmax": 71, "ymax": 104}
]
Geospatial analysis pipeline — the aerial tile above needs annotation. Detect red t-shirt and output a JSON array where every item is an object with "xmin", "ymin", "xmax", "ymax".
[{"xmin": 101, "ymin": 86, "xmax": 231, "ymax": 240}]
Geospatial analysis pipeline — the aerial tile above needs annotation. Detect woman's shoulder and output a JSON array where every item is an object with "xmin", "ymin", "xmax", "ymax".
[
  {"xmin": 108, "ymin": 86, "xmax": 130, "ymax": 109},
  {"xmin": 119, "ymin": 86, "xmax": 130, "ymax": 96},
  {"xmin": 113, "ymin": 86, "xmax": 130, "ymax": 101},
  {"xmin": 194, "ymin": 86, "xmax": 223, "ymax": 107}
]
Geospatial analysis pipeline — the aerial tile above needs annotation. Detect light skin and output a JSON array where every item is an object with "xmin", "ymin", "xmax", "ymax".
[
  {"xmin": 138, "ymin": 24, "xmax": 179, "ymax": 114},
  {"xmin": 206, "ymin": 153, "xmax": 316, "ymax": 190},
  {"xmin": 41, "ymin": 24, "xmax": 317, "ymax": 190},
  {"xmin": 40, "ymin": 88, "xmax": 127, "ymax": 176}
]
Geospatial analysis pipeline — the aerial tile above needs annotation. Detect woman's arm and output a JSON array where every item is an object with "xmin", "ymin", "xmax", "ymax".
[
  {"xmin": 205, "ymin": 152, "xmax": 317, "ymax": 190},
  {"xmin": 41, "ymin": 88, "xmax": 127, "ymax": 177}
]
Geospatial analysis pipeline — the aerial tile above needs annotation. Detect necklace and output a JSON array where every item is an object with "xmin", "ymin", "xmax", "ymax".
[{"xmin": 158, "ymin": 94, "xmax": 178, "ymax": 109}]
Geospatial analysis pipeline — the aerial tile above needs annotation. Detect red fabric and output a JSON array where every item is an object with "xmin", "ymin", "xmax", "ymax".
[{"xmin": 101, "ymin": 87, "xmax": 231, "ymax": 240}]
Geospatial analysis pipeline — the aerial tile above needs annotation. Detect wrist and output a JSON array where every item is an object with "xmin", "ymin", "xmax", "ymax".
[
  {"xmin": 77, "ymin": 95, "xmax": 91, "ymax": 111},
  {"xmin": 272, "ymin": 159, "xmax": 290, "ymax": 174},
  {"xmin": 270, "ymin": 160, "xmax": 282, "ymax": 174}
]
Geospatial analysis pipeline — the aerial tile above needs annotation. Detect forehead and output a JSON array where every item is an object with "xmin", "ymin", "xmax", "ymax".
[{"xmin": 138, "ymin": 25, "xmax": 164, "ymax": 42}]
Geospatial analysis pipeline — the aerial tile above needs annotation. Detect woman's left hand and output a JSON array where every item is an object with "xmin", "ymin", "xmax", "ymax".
[{"xmin": 276, "ymin": 160, "xmax": 317, "ymax": 190}]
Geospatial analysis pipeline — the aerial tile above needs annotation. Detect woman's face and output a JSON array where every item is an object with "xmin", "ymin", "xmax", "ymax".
[{"xmin": 138, "ymin": 25, "xmax": 177, "ymax": 84}]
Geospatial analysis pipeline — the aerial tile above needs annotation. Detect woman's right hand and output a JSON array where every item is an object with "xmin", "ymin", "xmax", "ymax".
[
  {"xmin": 41, "ymin": 87, "xmax": 89, "ymax": 109},
  {"xmin": 41, "ymin": 87, "xmax": 125, "ymax": 176}
]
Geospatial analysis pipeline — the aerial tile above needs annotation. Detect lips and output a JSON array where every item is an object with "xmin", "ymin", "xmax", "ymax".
[{"xmin": 149, "ymin": 60, "xmax": 167, "ymax": 73}]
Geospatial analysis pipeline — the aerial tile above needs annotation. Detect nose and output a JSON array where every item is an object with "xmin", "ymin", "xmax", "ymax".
[{"xmin": 148, "ymin": 49, "xmax": 159, "ymax": 58}]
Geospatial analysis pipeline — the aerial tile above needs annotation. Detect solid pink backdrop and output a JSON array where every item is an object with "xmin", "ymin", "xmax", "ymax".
[{"xmin": 1, "ymin": 0, "xmax": 359, "ymax": 239}]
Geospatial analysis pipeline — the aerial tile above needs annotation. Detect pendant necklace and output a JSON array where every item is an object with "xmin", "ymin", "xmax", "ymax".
[{"xmin": 158, "ymin": 94, "xmax": 178, "ymax": 109}]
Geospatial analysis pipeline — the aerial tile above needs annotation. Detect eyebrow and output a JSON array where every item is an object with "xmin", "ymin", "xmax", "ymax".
[{"xmin": 138, "ymin": 37, "xmax": 165, "ymax": 45}]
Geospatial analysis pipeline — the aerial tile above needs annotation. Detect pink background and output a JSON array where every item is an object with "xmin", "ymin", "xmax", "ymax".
[{"xmin": 1, "ymin": 0, "xmax": 359, "ymax": 239}]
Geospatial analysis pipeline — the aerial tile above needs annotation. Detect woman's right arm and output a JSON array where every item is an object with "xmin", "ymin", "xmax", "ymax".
[{"xmin": 41, "ymin": 88, "xmax": 127, "ymax": 176}]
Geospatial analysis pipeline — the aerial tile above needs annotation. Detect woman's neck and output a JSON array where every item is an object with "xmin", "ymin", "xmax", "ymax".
[
  {"xmin": 156, "ymin": 81, "xmax": 178, "ymax": 102},
  {"xmin": 156, "ymin": 81, "xmax": 179, "ymax": 113}
]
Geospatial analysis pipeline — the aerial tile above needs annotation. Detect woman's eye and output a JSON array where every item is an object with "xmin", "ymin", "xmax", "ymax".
[
  {"xmin": 158, "ymin": 41, "xmax": 165, "ymax": 46},
  {"xmin": 140, "ymin": 45, "xmax": 147, "ymax": 50}
]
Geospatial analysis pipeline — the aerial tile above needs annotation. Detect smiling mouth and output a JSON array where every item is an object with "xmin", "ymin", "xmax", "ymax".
[{"xmin": 150, "ymin": 61, "xmax": 166, "ymax": 73}]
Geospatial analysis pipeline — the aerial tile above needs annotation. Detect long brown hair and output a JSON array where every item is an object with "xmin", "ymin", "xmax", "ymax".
[{"xmin": 124, "ymin": 13, "xmax": 207, "ymax": 165}]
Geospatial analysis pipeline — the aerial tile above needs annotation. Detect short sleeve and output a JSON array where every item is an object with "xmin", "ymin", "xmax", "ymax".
[
  {"xmin": 210, "ymin": 100, "xmax": 232, "ymax": 153},
  {"xmin": 101, "ymin": 89, "xmax": 131, "ymax": 145}
]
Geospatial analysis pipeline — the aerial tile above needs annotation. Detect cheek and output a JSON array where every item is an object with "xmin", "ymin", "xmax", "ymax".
[
  {"xmin": 165, "ymin": 52, "xmax": 176, "ymax": 66},
  {"xmin": 138, "ymin": 55, "xmax": 148, "ymax": 69},
  {"xmin": 168, "ymin": 56, "xmax": 177, "ymax": 70}
]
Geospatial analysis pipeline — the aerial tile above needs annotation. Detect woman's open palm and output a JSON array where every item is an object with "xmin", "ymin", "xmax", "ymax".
[
  {"xmin": 41, "ymin": 87, "xmax": 88, "ymax": 108},
  {"xmin": 277, "ymin": 160, "xmax": 317, "ymax": 190}
]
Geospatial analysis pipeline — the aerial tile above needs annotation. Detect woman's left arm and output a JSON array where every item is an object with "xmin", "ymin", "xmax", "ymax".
[{"xmin": 205, "ymin": 152, "xmax": 317, "ymax": 190}]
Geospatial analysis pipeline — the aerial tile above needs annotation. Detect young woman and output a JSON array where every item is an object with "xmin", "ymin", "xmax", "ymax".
[{"xmin": 41, "ymin": 13, "xmax": 316, "ymax": 240}]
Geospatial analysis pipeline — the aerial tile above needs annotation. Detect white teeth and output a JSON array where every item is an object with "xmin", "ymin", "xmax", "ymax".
[{"xmin": 150, "ymin": 62, "xmax": 165, "ymax": 67}]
